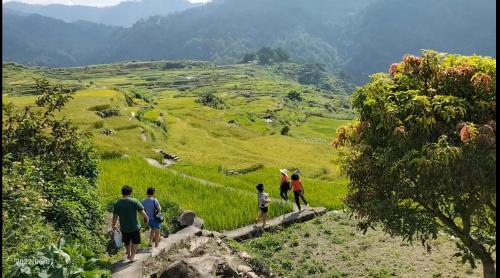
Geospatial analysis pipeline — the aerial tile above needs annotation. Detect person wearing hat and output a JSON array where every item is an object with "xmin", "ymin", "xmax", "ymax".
[
  {"xmin": 256, "ymin": 183, "xmax": 270, "ymax": 228},
  {"xmin": 279, "ymin": 169, "xmax": 291, "ymax": 202},
  {"xmin": 291, "ymin": 171, "xmax": 308, "ymax": 211}
]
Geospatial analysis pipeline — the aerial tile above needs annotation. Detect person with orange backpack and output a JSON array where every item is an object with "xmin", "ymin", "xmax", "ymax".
[{"xmin": 291, "ymin": 171, "xmax": 308, "ymax": 211}]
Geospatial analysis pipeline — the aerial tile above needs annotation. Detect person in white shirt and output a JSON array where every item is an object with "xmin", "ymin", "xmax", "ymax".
[{"xmin": 256, "ymin": 183, "xmax": 270, "ymax": 228}]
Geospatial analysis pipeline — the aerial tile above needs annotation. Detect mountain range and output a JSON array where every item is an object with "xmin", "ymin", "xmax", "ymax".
[
  {"xmin": 3, "ymin": 0, "xmax": 496, "ymax": 84},
  {"xmin": 3, "ymin": 0, "xmax": 200, "ymax": 27}
]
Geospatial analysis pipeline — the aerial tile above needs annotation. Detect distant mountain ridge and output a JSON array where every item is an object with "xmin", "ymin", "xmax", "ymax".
[
  {"xmin": 2, "ymin": 11, "xmax": 122, "ymax": 66},
  {"xmin": 339, "ymin": 0, "xmax": 497, "ymax": 83},
  {"xmin": 3, "ymin": 0, "xmax": 201, "ymax": 27},
  {"xmin": 2, "ymin": 0, "xmax": 496, "ymax": 84}
]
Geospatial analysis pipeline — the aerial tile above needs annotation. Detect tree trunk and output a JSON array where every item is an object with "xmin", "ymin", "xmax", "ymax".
[{"xmin": 482, "ymin": 257, "xmax": 496, "ymax": 278}]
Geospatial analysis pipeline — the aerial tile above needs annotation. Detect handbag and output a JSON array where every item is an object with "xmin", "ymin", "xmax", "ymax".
[
  {"xmin": 113, "ymin": 230, "xmax": 123, "ymax": 248},
  {"xmin": 154, "ymin": 199, "xmax": 164, "ymax": 223}
]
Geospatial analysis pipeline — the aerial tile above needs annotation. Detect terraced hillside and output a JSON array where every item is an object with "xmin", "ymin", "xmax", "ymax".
[{"xmin": 3, "ymin": 61, "xmax": 354, "ymax": 231}]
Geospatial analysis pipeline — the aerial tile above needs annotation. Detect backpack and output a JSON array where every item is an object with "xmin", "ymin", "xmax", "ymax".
[
  {"xmin": 281, "ymin": 180, "xmax": 291, "ymax": 191},
  {"xmin": 263, "ymin": 193, "xmax": 271, "ymax": 206},
  {"xmin": 154, "ymin": 199, "xmax": 164, "ymax": 223}
]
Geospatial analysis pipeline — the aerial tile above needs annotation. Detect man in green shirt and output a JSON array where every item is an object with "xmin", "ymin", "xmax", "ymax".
[{"xmin": 112, "ymin": 185, "xmax": 149, "ymax": 262}]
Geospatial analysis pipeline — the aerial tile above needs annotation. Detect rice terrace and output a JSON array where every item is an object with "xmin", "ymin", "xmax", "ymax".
[
  {"xmin": 1, "ymin": 0, "xmax": 496, "ymax": 277},
  {"xmin": 3, "ymin": 60, "xmax": 352, "ymax": 229}
]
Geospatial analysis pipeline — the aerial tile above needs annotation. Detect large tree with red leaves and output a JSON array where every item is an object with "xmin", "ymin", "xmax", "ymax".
[{"xmin": 334, "ymin": 51, "xmax": 496, "ymax": 277}]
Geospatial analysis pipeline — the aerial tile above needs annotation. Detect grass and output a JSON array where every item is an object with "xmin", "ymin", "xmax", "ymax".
[{"xmin": 230, "ymin": 211, "xmax": 483, "ymax": 278}]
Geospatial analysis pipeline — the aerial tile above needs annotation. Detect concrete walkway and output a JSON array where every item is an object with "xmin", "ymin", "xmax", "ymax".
[
  {"xmin": 111, "ymin": 226, "xmax": 202, "ymax": 277},
  {"xmin": 224, "ymin": 207, "xmax": 327, "ymax": 241}
]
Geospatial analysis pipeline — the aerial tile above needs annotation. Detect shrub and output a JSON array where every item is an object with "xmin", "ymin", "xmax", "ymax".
[
  {"xmin": 132, "ymin": 90, "xmax": 153, "ymax": 103},
  {"xmin": 160, "ymin": 200, "xmax": 183, "ymax": 234},
  {"xmin": 42, "ymin": 177, "xmax": 106, "ymax": 252},
  {"xmin": 287, "ymin": 91, "xmax": 302, "ymax": 102},
  {"xmin": 281, "ymin": 126, "xmax": 290, "ymax": 135},
  {"xmin": 307, "ymin": 264, "xmax": 325, "ymax": 274},
  {"xmin": 2, "ymin": 160, "xmax": 59, "ymax": 272},
  {"xmin": 163, "ymin": 61, "xmax": 185, "ymax": 69},
  {"xmin": 196, "ymin": 91, "xmax": 225, "ymax": 109},
  {"xmin": 281, "ymin": 260, "xmax": 294, "ymax": 271},
  {"xmin": 2, "ymin": 78, "xmax": 106, "ymax": 272},
  {"xmin": 7, "ymin": 238, "xmax": 111, "ymax": 278},
  {"xmin": 135, "ymin": 109, "xmax": 145, "ymax": 121}
]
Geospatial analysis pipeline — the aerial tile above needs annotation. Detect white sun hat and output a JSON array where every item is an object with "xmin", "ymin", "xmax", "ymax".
[{"xmin": 280, "ymin": 169, "xmax": 288, "ymax": 175}]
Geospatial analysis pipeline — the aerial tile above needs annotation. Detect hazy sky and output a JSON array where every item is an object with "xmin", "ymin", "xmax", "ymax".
[{"xmin": 2, "ymin": 0, "xmax": 210, "ymax": 6}]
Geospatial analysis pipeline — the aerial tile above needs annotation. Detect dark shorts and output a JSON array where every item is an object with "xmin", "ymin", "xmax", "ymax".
[
  {"xmin": 122, "ymin": 229, "xmax": 141, "ymax": 245},
  {"xmin": 259, "ymin": 206, "xmax": 268, "ymax": 213}
]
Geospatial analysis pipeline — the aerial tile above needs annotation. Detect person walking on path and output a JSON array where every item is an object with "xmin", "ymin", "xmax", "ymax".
[
  {"xmin": 256, "ymin": 183, "xmax": 270, "ymax": 228},
  {"xmin": 142, "ymin": 187, "xmax": 162, "ymax": 248},
  {"xmin": 111, "ymin": 185, "xmax": 149, "ymax": 262},
  {"xmin": 279, "ymin": 169, "xmax": 291, "ymax": 202},
  {"xmin": 291, "ymin": 171, "xmax": 308, "ymax": 211}
]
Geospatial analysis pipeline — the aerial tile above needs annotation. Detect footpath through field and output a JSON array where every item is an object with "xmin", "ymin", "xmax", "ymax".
[{"xmin": 145, "ymin": 158, "xmax": 290, "ymax": 206}]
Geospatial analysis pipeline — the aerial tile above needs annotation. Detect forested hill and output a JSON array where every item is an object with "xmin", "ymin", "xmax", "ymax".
[
  {"xmin": 2, "ymin": 12, "xmax": 122, "ymax": 67},
  {"xmin": 2, "ymin": 0, "xmax": 200, "ymax": 27},
  {"xmin": 3, "ymin": 0, "xmax": 496, "ymax": 84},
  {"xmin": 340, "ymin": 0, "xmax": 497, "ymax": 84},
  {"xmin": 104, "ymin": 0, "xmax": 374, "ymax": 71}
]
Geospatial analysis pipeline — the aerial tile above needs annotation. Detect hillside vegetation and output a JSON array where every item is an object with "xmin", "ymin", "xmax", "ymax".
[
  {"xmin": 3, "ymin": 78, "xmax": 111, "ymax": 276},
  {"xmin": 3, "ymin": 60, "xmax": 352, "ymax": 231}
]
